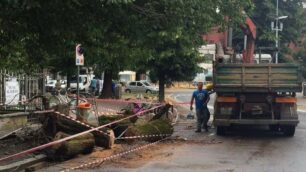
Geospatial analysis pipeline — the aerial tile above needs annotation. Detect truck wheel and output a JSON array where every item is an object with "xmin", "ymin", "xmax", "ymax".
[
  {"xmin": 125, "ymin": 89, "xmax": 131, "ymax": 93},
  {"xmin": 146, "ymin": 90, "xmax": 152, "ymax": 94},
  {"xmin": 216, "ymin": 126, "xmax": 227, "ymax": 136},
  {"xmin": 281, "ymin": 125, "xmax": 296, "ymax": 137}
]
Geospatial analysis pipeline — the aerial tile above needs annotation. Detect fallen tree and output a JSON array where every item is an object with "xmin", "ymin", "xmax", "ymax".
[
  {"xmin": 46, "ymin": 132, "xmax": 95, "ymax": 161},
  {"xmin": 41, "ymin": 112, "xmax": 115, "ymax": 149},
  {"xmin": 124, "ymin": 119, "xmax": 173, "ymax": 142},
  {"xmin": 98, "ymin": 103, "xmax": 174, "ymax": 141}
]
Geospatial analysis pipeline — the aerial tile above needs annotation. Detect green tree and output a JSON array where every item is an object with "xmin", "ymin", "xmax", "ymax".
[
  {"xmin": 233, "ymin": 0, "xmax": 305, "ymax": 62},
  {"xmin": 129, "ymin": 0, "xmax": 253, "ymax": 101},
  {"xmin": 0, "ymin": 0, "xmax": 253, "ymax": 101}
]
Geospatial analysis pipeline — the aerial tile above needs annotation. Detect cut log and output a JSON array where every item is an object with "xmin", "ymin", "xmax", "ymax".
[
  {"xmin": 124, "ymin": 119, "xmax": 173, "ymax": 142},
  {"xmin": 98, "ymin": 115, "xmax": 124, "ymax": 125},
  {"xmin": 46, "ymin": 132, "xmax": 95, "ymax": 161},
  {"xmin": 98, "ymin": 115, "xmax": 133, "ymax": 137},
  {"xmin": 54, "ymin": 113, "xmax": 114, "ymax": 149},
  {"xmin": 40, "ymin": 112, "xmax": 114, "ymax": 149}
]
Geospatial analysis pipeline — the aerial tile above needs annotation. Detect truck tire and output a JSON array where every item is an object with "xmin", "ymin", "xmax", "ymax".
[
  {"xmin": 216, "ymin": 126, "xmax": 227, "ymax": 136},
  {"xmin": 281, "ymin": 125, "xmax": 296, "ymax": 137},
  {"xmin": 125, "ymin": 89, "xmax": 131, "ymax": 93},
  {"xmin": 146, "ymin": 90, "xmax": 152, "ymax": 94}
]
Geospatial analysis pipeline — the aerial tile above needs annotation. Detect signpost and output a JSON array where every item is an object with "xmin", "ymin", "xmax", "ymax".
[
  {"xmin": 5, "ymin": 78, "xmax": 20, "ymax": 105},
  {"xmin": 76, "ymin": 44, "xmax": 84, "ymax": 106}
]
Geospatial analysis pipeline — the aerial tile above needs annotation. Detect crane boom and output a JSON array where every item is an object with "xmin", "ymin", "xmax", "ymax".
[{"xmin": 241, "ymin": 17, "xmax": 256, "ymax": 63}]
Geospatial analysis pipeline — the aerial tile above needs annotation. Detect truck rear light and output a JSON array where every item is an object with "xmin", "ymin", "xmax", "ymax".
[
  {"xmin": 217, "ymin": 97, "xmax": 238, "ymax": 103},
  {"xmin": 275, "ymin": 97, "xmax": 297, "ymax": 103}
]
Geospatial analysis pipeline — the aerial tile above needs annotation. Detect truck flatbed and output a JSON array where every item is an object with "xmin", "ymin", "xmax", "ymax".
[{"xmin": 213, "ymin": 63, "xmax": 303, "ymax": 93}]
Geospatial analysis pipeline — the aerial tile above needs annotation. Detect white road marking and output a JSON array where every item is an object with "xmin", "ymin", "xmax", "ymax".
[{"xmin": 298, "ymin": 109, "xmax": 306, "ymax": 113}]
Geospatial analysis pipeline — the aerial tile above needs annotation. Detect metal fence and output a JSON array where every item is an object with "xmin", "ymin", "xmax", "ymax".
[{"xmin": 0, "ymin": 70, "xmax": 45, "ymax": 111}]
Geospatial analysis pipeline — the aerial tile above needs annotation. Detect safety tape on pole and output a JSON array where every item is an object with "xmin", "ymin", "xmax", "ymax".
[
  {"xmin": 115, "ymin": 134, "xmax": 172, "ymax": 140},
  {"xmin": 93, "ymin": 111, "xmax": 119, "ymax": 116},
  {"xmin": 61, "ymin": 136, "xmax": 170, "ymax": 172},
  {"xmin": 87, "ymin": 98, "xmax": 162, "ymax": 105},
  {"xmin": 98, "ymin": 107, "xmax": 121, "ymax": 113},
  {"xmin": 88, "ymin": 98, "xmax": 192, "ymax": 106},
  {"xmin": 0, "ymin": 104, "xmax": 164, "ymax": 162}
]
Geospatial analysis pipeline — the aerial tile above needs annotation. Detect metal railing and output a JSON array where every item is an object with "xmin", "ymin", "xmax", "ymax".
[{"xmin": 0, "ymin": 69, "xmax": 45, "ymax": 111}]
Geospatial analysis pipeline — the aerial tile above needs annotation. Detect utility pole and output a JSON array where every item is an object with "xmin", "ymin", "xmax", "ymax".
[
  {"xmin": 76, "ymin": 44, "xmax": 84, "ymax": 106},
  {"xmin": 276, "ymin": 0, "xmax": 279, "ymax": 64},
  {"xmin": 271, "ymin": 0, "xmax": 288, "ymax": 64}
]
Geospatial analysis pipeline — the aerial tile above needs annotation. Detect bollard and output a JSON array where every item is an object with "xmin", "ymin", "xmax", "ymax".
[{"xmin": 76, "ymin": 102, "xmax": 92, "ymax": 122}]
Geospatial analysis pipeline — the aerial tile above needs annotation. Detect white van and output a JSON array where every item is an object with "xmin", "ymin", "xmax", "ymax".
[{"xmin": 70, "ymin": 74, "xmax": 94, "ymax": 92}]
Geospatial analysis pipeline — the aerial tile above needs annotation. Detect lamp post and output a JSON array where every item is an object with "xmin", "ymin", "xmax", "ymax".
[{"xmin": 271, "ymin": 0, "xmax": 288, "ymax": 64}]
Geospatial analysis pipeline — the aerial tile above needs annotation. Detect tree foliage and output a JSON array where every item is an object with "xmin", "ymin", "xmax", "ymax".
[
  {"xmin": 233, "ymin": 0, "xmax": 305, "ymax": 62},
  {"xmin": 128, "ymin": 0, "xmax": 253, "ymax": 101},
  {"xmin": 0, "ymin": 0, "xmax": 253, "ymax": 100}
]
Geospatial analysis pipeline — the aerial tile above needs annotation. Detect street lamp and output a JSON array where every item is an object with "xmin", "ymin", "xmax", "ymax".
[
  {"xmin": 277, "ymin": 16, "xmax": 288, "ymax": 20},
  {"xmin": 271, "ymin": 0, "xmax": 288, "ymax": 64}
]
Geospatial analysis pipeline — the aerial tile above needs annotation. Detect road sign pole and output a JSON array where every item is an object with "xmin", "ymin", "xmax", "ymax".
[
  {"xmin": 76, "ymin": 44, "xmax": 84, "ymax": 107},
  {"xmin": 77, "ymin": 65, "xmax": 80, "ymax": 106}
]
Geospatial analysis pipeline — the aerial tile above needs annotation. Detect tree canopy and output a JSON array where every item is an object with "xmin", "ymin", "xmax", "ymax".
[
  {"xmin": 233, "ymin": 0, "xmax": 305, "ymax": 62},
  {"xmin": 0, "ymin": 0, "xmax": 253, "ymax": 100}
]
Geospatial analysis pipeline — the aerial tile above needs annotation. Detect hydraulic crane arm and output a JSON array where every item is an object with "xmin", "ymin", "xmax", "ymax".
[{"xmin": 240, "ymin": 17, "xmax": 256, "ymax": 64}]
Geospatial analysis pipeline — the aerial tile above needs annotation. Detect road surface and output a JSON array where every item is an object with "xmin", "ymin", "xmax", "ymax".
[{"xmin": 42, "ymin": 89, "xmax": 306, "ymax": 172}]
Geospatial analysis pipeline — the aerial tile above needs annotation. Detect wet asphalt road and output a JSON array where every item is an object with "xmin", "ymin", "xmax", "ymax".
[
  {"xmin": 43, "ymin": 90, "xmax": 306, "ymax": 172},
  {"xmin": 101, "ymin": 90, "xmax": 306, "ymax": 172},
  {"xmin": 158, "ymin": 90, "xmax": 306, "ymax": 172}
]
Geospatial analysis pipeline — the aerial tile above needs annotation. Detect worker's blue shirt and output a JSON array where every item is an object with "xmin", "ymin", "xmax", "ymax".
[
  {"xmin": 192, "ymin": 89, "xmax": 209, "ymax": 110},
  {"xmin": 90, "ymin": 79, "xmax": 97, "ymax": 88}
]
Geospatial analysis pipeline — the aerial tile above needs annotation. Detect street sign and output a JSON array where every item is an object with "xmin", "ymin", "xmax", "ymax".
[
  {"xmin": 5, "ymin": 78, "xmax": 20, "ymax": 105},
  {"xmin": 76, "ymin": 44, "xmax": 84, "ymax": 66}
]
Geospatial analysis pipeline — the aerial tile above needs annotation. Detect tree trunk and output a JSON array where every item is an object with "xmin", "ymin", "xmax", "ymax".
[
  {"xmin": 158, "ymin": 74, "xmax": 165, "ymax": 102},
  {"xmin": 66, "ymin": 72, "xmax": 71, "ymax": 88},
  {"xmin": 124, "ymin": 119, "xmax": 173, "ymax": 142},
  {"xmin": 41, "ymin": 112, "xmax": 115, "ymax": 148},
  {"xmin": 136, "ymin": 71, "xmax": 141, "ymax": 81},
  {"xmin": 47, "ymin": 132, "xmax": 95, "ymax": 161},
  {"xmin": 100, "ymin": 70, "xmax": 113, "ymax": 99}
]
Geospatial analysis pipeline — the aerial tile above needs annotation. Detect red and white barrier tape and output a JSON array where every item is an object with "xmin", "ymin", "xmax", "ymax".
[
  {"xmin": 0, "ymin": 104, "xmax": 163, "ymax": 163},
  {"xmin": 93, "ymin": 111, "xmax": 119, "ymax": 116},
  {"xmin": 116, "ymin": 134, "xmax": 171, "ymax": 140},
  {"xmin": 98, "ymin": 107, "xmax": 121, "ymax": 113},
  {"xmin": 87, "ymin": 98, "xmax": 161, "ymax": 105},
  {"xmin": 32, "ymin": 110, "xmax": 55, "ymax": 114},
  {"xmin": 53, "ymin": 111, "xmax": 109, "ymax": 136},
  {"xmin": 61, "ymin": 136, "xmax": 170, "ymax": 171}
]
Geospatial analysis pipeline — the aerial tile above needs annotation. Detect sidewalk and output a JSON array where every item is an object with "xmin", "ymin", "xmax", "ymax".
[{"xmin": 297, "ymin": 93, "xmax": 306, "ymax": 111}]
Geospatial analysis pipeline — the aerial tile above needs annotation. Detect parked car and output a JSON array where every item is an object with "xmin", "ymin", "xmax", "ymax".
[{"xmin": 125, "ymin": 81, "xmax": 158, "ymax": 94}]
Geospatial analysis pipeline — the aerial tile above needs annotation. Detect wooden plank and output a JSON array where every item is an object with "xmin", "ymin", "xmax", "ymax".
[
  {"xmin": 0, "ymin": 154, "xmax": 46, "ymax": 172},
  {"xmin": 0, "ymin": 127, "xmax": 22, "ymax": 140},
  {"xmin": 244, "ymin": 74, "xmax": 269, "ymax": 80},
  {"xmin": 214, "ymin": 63, "xmax": 302, "ymax": 93}
]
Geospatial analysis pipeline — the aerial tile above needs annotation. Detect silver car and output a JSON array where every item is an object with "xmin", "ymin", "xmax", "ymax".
[{"xmin": 125, "ymin": 81, "xmax": 159, "ymax": 94}]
